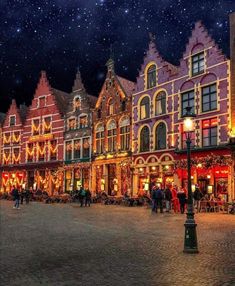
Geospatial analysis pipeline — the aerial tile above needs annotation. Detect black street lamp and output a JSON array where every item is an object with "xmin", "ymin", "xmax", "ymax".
[{"xmin": 182, "ymin": 106, "xmax": 199, "ymax": 254}]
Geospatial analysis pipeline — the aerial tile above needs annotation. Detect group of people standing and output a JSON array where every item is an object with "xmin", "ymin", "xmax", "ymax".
[
  {"xmin": 72, "ymin": 187, "xmax": 92, "ymax": 207},
  {"xmin": 11, "ymin": 186, "xmax": 31, "ymax": 209},
  {"xmin": 150, "ymin": 185, "xmax": 188, "ymax": 214}
]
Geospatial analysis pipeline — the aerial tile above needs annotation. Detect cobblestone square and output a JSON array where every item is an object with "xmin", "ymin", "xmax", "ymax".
[{"xmin": 0, "ymin": 201, "xmax": 235, "ymax": 286}]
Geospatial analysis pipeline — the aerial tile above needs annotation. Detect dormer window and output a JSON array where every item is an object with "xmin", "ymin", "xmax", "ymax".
[
  {"xmin": 147, "ymin": 64, "xmax": 157, "ymax": 89},
  {"xmin": 192, "ymin": 52, "xmax": 204, "ymax": 76},
  {"xmin": 74, "ymin": 97, "xmax": 81, "ymax": 111},
  {"xmin": 9, "ymin": 116, "xmax": 16, "ymax": 126},
  {"xmin": 68, "ymin": 118, "xmax": 76, "ymax": 130},
  {"xmin": 108, "ymin": 99, "xmax": 114, "ymax": 115}
]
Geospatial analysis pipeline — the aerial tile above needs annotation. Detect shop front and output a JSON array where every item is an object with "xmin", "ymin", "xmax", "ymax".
[
  {"xmin": 174, "ymin": 153, "xmax": 231, "ymax": 201},
  {"xmin": 133, "ymin": 154, "xmax": 175, "ymax": 195},
  {"xmin": 64, "ymin": 162, "xmax": 91, "ymax": 192},
  {"xmin": 1, "ymin": 169, "xmax": 26, "ymax": 193}
]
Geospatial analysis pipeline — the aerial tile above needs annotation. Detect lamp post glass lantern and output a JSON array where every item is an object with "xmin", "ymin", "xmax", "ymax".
[{"xmin": 183, "ymin": 106, "xmax": 198, "ymax": 253}]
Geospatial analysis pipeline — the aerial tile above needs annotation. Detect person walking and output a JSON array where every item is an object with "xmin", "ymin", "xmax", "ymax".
[
  {"xmin": 164, "ymin": 187, "xmax": 172, "ymax": 212},
  {"xmin": 155, "ymin": 187, "xmax": 164, "ymax": 213},
  {"xmin": 79, "ymin": 187, "xmax": 86, "ymax": 207},
  {"xmin": 85, "ymin": 189, "xmax": 92, "ymax": 207},
  {"xmin": 193, "ymin": 185, "xmax": 203, "ymax": 213},
  {"xmin": 12, "ymin": 186, "xmax": 20, "ymax": 209},
  {"xmin": 25, "ymin": 188, "xmax": 30, "ymax": 204},
  {"xmin": 151, "ymin": 186, "xmax": 157, "ymax": 212},
  {"xmin": 20, "ymin": 188, "xmax": 25, "ymax": 205},
  {"xmin": 177, "ymin": 188, "xmax": 187, "ymax": 214},
  {"xmin": 172, "ymin": 186, "xmax": 179, "ymax": 213}
]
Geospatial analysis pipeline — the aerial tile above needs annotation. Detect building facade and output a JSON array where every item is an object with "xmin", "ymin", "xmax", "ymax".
[
  {"xmin": 0, "ymin": 100, "xmax": 26, "ymax": 192},
  {"xmin": 21, "ymin": 71, "xmax": 68, "ymax": 194},
  {"xmin": 91, "ymin": 58, "xmax": 134, "ymax": 195},
  {"xmin": 133, "ymin": 22, "xmax": 232, "ymax": 200},
  {"xmin": 64, "ymin": 70, "xmax": 96, "ymax": 192}
]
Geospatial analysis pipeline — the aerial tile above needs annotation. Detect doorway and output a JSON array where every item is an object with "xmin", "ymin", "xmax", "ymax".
[{"xmin": 108, "ymin": 164, "xmax": 116, "ymax": 195}]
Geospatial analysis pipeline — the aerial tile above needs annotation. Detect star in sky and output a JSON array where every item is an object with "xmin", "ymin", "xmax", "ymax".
[{"xmin": 0, "ymin": 0, "xmax": 234, "ymax": 112}]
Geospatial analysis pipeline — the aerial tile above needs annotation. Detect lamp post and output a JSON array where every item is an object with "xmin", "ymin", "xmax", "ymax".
[{"xmin": 183, "ymin": 106, "xmax": 198, "ymax": 253}]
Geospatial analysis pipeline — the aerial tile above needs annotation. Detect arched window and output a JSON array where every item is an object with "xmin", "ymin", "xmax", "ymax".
[
  {"xmin": 155, "ymin": 123, "xmax": 167, "ymax": 150},
  {"xmin": 147, "ymin": 65, "xmax": 156, "ymax": 89},
  {"xmin": 107, "ymin": 120, "xmax": 117, "ymax": 152},
  {"xmin": 108, "ymin": 99, "xmax": 115, "ymax": 115},
  {"xmin": 95, "ymin": 124, "xmax": 104, "ymax": 154},
  {"xmin": 120, "ymin": 117, "xmax": 130, "ymax": 151},
  {"xmin": 155, "ymin": 91, "xmax": 166, "ymax": 115},
  {"xmin": 140, "ymin": 126, "xmax": 150, "ymax": 152},
  {"xmin": 140, "ymin": 97, "xmax": 150, "ymax": 119}
]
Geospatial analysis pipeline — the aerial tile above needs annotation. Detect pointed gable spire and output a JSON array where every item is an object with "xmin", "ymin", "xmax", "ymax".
[
  {"xmin": 106, "ymin": 44, "xmax": 115, "ymax": 74},
  {"xmin": 35, "ymin": 70, "xmax": 52, "ymax": 96},
  {"xmin": 72, "ymin": 66, "xmax": 84, "ymax": 92}
]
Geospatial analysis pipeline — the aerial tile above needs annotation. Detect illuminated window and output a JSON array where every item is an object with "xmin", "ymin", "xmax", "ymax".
[
  {"xmin": 181, "ymin": 90, "xmax": 194, "ymax": 117},
  {"xmin": 43, "ymin": 117, "xmax": 51, "ymax": 134},
  {"xmin": 192, "ymin": 52, "xmax": 204, "ymax": 76},
  {"xmin": 82, "ymin": 137, "xmax": 90, "ymax": 158},
  {"xmin": 50, "ymin": 140, "xmax": 57, "ymax": 160},
  {"xmin": 27, "ymin": 143, "xmax": 34, "ymax": 162},
  {"xmin": 38, "ymin": 142, "xmax": 45, "ymax": 161},
  {"xmin": 79, "ymin": 115, "xmax": 88, "ymax": 128},
  {"xmin": 120, "ymin": 117, "xmax": 130, "ymax": 151},
  {"xmin": 3, "ymin": 149, "xmax": 10, "ymax": 165},
  {"xmin": 13, "ymin": 148, "xmax": 20, "ymax": 164},
  {"xmin": 202, "ymin": 118, "xmax": 217, "ymax": 147},
  {"xmin": 108, "ymin": 99, "xmax": 115, "ymax": 115},
  {"xmin": 202, "ymin": 84, "xmax": 217, "ymax": 112},
  {"xmin": 155, "ymin": 123, "xmax": 167, "ymax": 150},
  {"xmin": 107, "ymin": 120, "xmax": 117, "ymax": 152},
  {"xmin": 155, "ymin": 91, "xmax": 166, "ymax": 115},
  {"xmin": 65, "ymin": 141, "xmax": 73, "ymax": 160},
  {"xmin": 74, "ymin": 140, "xmax": 81, "ymax": 159},
  {"xmin": 68, "ymin": 118, "xmax": 76, "ymax": 130},
  {"xmin": 147, "ymin": 65, "xmax": 156, "ymax": 89},
  {"xmin": 32, "ymin": 119, "xmax": 40, "ymax": 135},
  {"xmin": 13, "ymin": 132, "xmax": 20, "ymax": 144},
  {"xmin": 140, "ymin": 126, "xmax": 150, "ymax": 152},
  {"xmin": 3, "ymin": 133, "xmax": 11, "ymax": 145},
  {"xmin": 9, "ymin": 116, "xmax": 16, "ymax": 126},
  {"xmin": 96, "ymin": 124, "xmax": 104, "ymax": 154},
  {"xmin": 140, "ymin": 97, "xmax": 150, "ymax": 119},
  {"xmin": 74, "ymin": 97, "xmax": 81, "ymax": 111}
]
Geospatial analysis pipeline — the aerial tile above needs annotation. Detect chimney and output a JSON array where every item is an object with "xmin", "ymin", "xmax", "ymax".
[{"xmin": 230, "ymin": 12, "xmax": 235, "ymax": 135}]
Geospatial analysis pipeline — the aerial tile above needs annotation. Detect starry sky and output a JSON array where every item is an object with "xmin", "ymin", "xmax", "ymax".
[{"xmin": 0, "ymin": 0, "xmax": 234, "ymax": 113}]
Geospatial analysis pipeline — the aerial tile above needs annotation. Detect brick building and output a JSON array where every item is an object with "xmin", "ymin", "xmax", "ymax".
[
  {"xmin": 0, "ymin": 100, "xmax": 26, "ymax": 192},
  {"xmin": 132, "ymin": 22, "xmax": 232, "ymax": 200},
  {"xmin": 64, "ymin": 70, "xmax": 97, "ymax": 192},
  {"xmin": 91, "ymin": 58, "xmax": 135, "ymax": 195},
  {"xmin": 21, "ymin": 71, "xmax": 69, "ymax": 194}
]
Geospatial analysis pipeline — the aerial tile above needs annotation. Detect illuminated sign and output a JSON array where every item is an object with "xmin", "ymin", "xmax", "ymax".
[{"xmin": 29, "ymin": 134, "xmax": 53, "ymax": 142}]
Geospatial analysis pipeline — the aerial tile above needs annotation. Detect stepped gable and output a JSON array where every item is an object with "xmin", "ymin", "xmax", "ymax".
[
  {"xmin": 180, "ymin": 21, "xmax": 227, "ymax": 66},
  {"xmin": 3, "ymin": 99, "xmax": 23, "ymax": 127}
]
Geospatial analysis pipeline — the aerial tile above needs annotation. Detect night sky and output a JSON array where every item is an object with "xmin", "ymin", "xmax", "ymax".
[{"xmin": 0, "ymin": 0, "xmax": 235, "ymax": 113}]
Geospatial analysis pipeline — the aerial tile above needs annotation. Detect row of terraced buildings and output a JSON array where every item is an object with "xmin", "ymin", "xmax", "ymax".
[{"xmin": 1, "ymin": 16, "xmax": 235, "ymax": 201}]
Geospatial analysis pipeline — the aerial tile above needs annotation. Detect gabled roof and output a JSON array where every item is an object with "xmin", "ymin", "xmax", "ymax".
[
  {"xmin": 51, "ymin": 88, "xmax": 70, "ymax": 116},
  {"xmin": 116, "ymin": 76, "xmax": 135, "ymax": 98}
]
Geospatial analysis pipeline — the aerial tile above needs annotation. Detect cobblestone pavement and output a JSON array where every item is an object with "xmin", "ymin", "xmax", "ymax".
[{"xmin": 0, "ymin": 201, "xmax": 235, "ymax": 286}]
